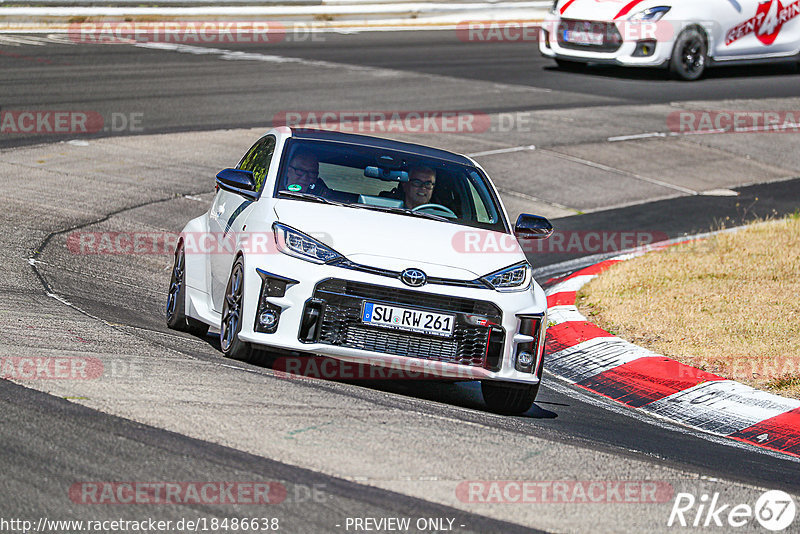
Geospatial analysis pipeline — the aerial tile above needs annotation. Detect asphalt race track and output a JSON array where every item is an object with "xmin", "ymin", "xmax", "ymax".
[
  {"xmin": 1, "ymin": 30, "xmax": 800, "ymax": 533},
  {"xmin": 3, "ymin": 30, "xmax": 800, "ymax": 148}
]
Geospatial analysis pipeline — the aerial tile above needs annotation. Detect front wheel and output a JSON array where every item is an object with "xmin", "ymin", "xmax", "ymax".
[
  {"xmin": 481, "ymin": 382, "xmax": 539, "ymax": 415},
  {"xmin": 220, "ymin": 257, "xmax": 253, "ymax": 361},
  {"xmin": 670, "ymin": 28, "xmax": 707, "ymax": 81},
  {"xmin": 166, "ymin": 242, "xmax": 209, "ymax": 336}
]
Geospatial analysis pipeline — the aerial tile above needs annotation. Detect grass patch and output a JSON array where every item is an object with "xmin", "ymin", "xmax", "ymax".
[{"xmin": 577, "ymin": 216, "xmax": 800, "ymax": 399}]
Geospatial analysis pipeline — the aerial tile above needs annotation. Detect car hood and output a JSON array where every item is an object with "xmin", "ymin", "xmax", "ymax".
[
  {"xmin": 559, "ymin": 0, "xmax": 656, "ymax": 20},
  {"xmin": 273, "ymin": 200, "xmax": 525, "ymax": 280}
]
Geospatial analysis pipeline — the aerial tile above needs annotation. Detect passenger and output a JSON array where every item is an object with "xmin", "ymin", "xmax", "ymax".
[{"xmin": 401, "ymin": 166, "xmax": 436, "ymax": 209}]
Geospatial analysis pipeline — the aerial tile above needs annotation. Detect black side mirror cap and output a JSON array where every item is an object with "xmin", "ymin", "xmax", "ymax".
[
  {"xmin": 216, "ymin": 168, "xmax": 257, "ymax": 199},
  {"xmin": 514, "ymin": 214, "xmax": 553, "ymax": 240}
]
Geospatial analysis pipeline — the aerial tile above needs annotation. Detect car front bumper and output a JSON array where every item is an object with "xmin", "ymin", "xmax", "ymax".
[
  {"xmin": 538, "ymin": 17, "xmax": 672, "ymax": 67},
  {"xmin": 236, "ymin": 253, "xmax": 548, "ymax": 385}
]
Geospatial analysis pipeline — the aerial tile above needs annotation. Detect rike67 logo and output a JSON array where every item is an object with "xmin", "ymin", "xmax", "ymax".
[{"xmin": 726, "ymin": 0, "xmax": 800, "ymax": 45}]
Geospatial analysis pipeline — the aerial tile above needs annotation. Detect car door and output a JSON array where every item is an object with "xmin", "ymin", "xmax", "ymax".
[
  {"xmin": 208, "ymin": 135, "xmax": 276, "ymax": 312},
  {"xmin": 717, "ymin": 0, "xmax": 800, "ymax": 58}
]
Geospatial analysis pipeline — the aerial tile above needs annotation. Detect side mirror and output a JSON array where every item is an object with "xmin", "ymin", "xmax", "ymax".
[
  {"xmin": 514, "ymin": 214, "xmax": 553, "ymax": 240},
  {"xmin": 216, "ymin": 168, "xmax": 257, "ymax": 200}
]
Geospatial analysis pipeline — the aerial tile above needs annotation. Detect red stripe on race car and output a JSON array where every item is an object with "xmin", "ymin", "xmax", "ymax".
[
  {"xmin": 547, "ymin": 291, "xmax": 576, "ymax": 307},
  {"xmin": 613, "ymin": 0, "xmax": 648, "ymax": 19},
  {"xmin": 729, "ymin": 408, "xmax": 800, "ymax": 457},
  {"xmin": 560, "ymin": 0, "xmax": 579, "ymax": 15},
  {"xmin": 545, "ymin": 320, "xmax": 614, "ymax": 353},
  {"xmin": 577, "ymin": 357, "xmax": 725, "ymax": 408}
]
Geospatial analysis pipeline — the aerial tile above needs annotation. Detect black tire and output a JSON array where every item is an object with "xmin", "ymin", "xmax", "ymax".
[
  {"xmin": 166, "ymin": 242, "xmax": 209, "ymax": 337},
  {"xmin": 669, "ymin": 27, "xmax": 707, "ymax": 81},
  {"xmin": 555, "ymin": 58, "xmax": 587, "ymax": 71},
  {"xmin": 481, "ymin": 381, "xmax": 539, "ymax": 415},
  {"xmin": 220, "ymin": 256, "xmax": 253, "ymax": 361}
]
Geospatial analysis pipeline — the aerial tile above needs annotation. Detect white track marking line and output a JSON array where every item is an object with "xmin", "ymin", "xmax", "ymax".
[
  {"xmin": 467, "ymin": 144, "xmax": 574, "ymax": 211},
  {"xmin": 607, "ymin": 132, "xmax": 667, "ymax": 142},
  {"xmin": 468, "ymin": 144, "xmax": 536, "ymax": 157},
  {"xmin": 0, "ymin": 34, "xmax": 77, "ymax": 46},
  {"xmin": 495, "ymin": 186, "xmax": 573, "ymax": 211},
  {"xmin": 0, "ymin": 35, "xmax": 56, "ymax": 46},
  {"xmin": 0, "ymin": 36, "xmax": 22, "ymax": 46},
  {"xmin": 128, "ymin": 41, "xmax": 553, "ymax": 94},
  {"xmin": 542, "ymin": 148, "xmax": 699, "ymax": 195}
]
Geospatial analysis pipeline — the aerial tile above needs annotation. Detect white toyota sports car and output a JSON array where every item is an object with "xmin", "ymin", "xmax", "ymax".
[
  {"xmin": 167, "ymin": 128, "xmax": 553, "ymax": 414},
  {"xmin": 539, "ymin": 0, "xmax": 800, "ymax": 79}
]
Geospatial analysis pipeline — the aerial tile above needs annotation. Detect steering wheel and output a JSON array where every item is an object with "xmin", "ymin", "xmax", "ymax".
[{"xmin": 411, "ymin": 203, "xmax": 457, "ymax": 218}]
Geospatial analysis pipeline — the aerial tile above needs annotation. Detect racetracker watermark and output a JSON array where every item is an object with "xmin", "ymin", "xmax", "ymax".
[
  {"xmin": 0, "ymin": 109, "xmax": 143, "ymax": 135},
  {"xmin": 0, "ymin": 357, "xmax": 103, "ymax": 380},
  {"xmin": 668, "ymin": 110, "xmax": 800, "ymax": 134},
  {"xmin": 69, "ymin": 482, "xmax": 289, "ymax": 505},
  {"xmin": 668, "ymin": 490, "xmax": 796, "ymax": 530},
  {"xmin": 67, "ymin": 231, "xmax": 329, "ymax": 255},
  {"xmin": 457, "ymin": 481, "xmax": 674, "ymax": 504},
  {"xmin": 459, "ymin": 20, "xmax": 677, "ymax": 42},
  {"xmin": 456, "ymin": 21, "xmax": 540, "ymax": 42},
  {"xmin": 275, "ymin": 110, "xmax": 547, "ymax": 134},
  {"xmin": 67, "ymin": 21, "xmax": 321, "ymax": 44},
  {"xmin": 274, "ymin": 111, "xmax": 491, "ymax": 134},
  {"xmin": 452, "ymin": 230, "xmax": 669, "ymax": 255},
  {"xmin": 68, "ymin": 230, "xmax": 673, "ymax": 256},
  {"xmin": 272, "ymin": 356, "xmax": 485, "ymax": 381}
]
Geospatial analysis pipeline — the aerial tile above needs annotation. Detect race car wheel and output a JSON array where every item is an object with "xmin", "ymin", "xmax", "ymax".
[
  {"xmin": 481, "ymin": 381, "xmax": 539, "ymax": 415},
  {"xmin": 166, "ymin": 242, "xmax": 209, "ymax": 336},
  {"xmin": 555, "ymin": 58, "xmax": 587, "ymax": 71},
  {"xmin": 220, "ymin": 257, "xmax": 253, "ymax": 361},
  {"xmin": 670, "ymin": 27, "xmax": 707, "ymax": 81}
]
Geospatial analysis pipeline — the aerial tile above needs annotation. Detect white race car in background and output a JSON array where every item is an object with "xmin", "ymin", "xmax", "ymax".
[
  {"xmin": 167, "ymin": 127, "xmax": 554, "ymax": 415},
  {"xmin": 540, "ymin": 0, "xmax": 800, "ymax": 79}
]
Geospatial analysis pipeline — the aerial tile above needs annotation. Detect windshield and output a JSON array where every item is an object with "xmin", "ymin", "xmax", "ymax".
[{"xmin": 273, "ymin": 138, "xmax": 507, "ymax": 232}]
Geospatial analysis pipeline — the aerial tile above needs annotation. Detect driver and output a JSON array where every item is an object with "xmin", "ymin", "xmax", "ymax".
[
  {"xmin": 286, "ymin": 150, "xmax": 329, "ymax": 195},
  {"xmin": 401, "ymin": 166, "xmax": 436, "ymax": 209}
]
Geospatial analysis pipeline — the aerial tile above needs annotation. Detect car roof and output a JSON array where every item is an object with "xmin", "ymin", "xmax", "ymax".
[{"xmin": 290, "ymin": 129, "xmax": 474, "ymax": 165}]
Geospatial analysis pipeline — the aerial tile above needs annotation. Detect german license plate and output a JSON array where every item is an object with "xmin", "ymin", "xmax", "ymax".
[
  {"xmin": 564, "ymin": 29, "xmax": 604, "ymax": 45},
  {"xmin": 361, "ymin": 302, "xmax": 455, "ymax": 338}
]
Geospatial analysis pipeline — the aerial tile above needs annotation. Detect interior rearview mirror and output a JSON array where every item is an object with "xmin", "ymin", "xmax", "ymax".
[{"xmin": 364, "ymin": 166, "xmax": 409, "ymax": 182}]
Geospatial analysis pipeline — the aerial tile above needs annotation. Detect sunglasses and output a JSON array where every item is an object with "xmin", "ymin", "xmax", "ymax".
[
  {"xmin": 289, "ymin": 165, "xmax": 319, "ymax": 179},
  {"xmin": 409, "ymin": 178, "xmax": 435, "ymax": 190}
]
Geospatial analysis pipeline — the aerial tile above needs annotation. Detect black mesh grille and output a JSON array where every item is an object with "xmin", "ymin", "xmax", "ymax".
[
  {"xmin": 307, "ymin": 279, "xmax": 503, "ymax": 368},
  {"xmin": 346, "ymin": 326, "xmax": 459, "ymax": 361},
  {"xmin": 556, "ymin": 20, "xmax": 623, "ymax": 52}
]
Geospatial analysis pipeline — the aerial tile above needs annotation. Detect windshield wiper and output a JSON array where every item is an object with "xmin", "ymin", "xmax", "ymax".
[
  {"xmin": 278, "ymin": 190, "xmax": 342, "ymax": 206},
  {"xmin": 402, "ymin": 210, "xmax": 450, "ymax": 222},
  {"xmin": 351, "ymin": 204, "xmax": 450, "ymax": 222},
  {"xmin": 279, "ymin": 192, "xmax": 451, "ymax": 222}
]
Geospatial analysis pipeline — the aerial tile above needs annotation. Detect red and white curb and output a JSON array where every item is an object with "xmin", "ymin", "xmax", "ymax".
[{"xmin": 544, "ymin": 255, "xmax": 800, "ymax": 459}]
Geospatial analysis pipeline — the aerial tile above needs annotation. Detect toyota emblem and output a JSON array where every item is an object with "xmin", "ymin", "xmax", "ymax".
[{"xmin": 400, "ymin": 268, "xmax": 427, "ymax": 287}]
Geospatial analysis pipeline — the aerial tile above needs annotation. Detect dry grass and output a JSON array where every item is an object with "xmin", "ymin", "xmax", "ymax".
[{"xmin": 577, "ymin": 214, "xmax": 800, "ymax": 399}]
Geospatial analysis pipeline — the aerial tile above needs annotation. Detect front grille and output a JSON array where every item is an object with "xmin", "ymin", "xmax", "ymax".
[
  {"xmin": 305, "ymin": 279, "xmax": 504, "ymax": 369},
  {"xmin": 346, "ymin": 326, "xmax": 459, "ymax": 361},
  {"xmin": 556, "ymin": 20, "xmax": 623, "ymax": 52}
]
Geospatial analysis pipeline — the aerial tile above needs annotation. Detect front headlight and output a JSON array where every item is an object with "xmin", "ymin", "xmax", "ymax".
[
  {"xmin": 628, "ymin": 6, "xmax": 671, "ymax": 21},
  {"xmin": 273, "ymin": 223, "xmax": 343, "ymax": 264},
  {"xmin": 482, "ymin": 262, "xmax": 532, "ymax": 292}
]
